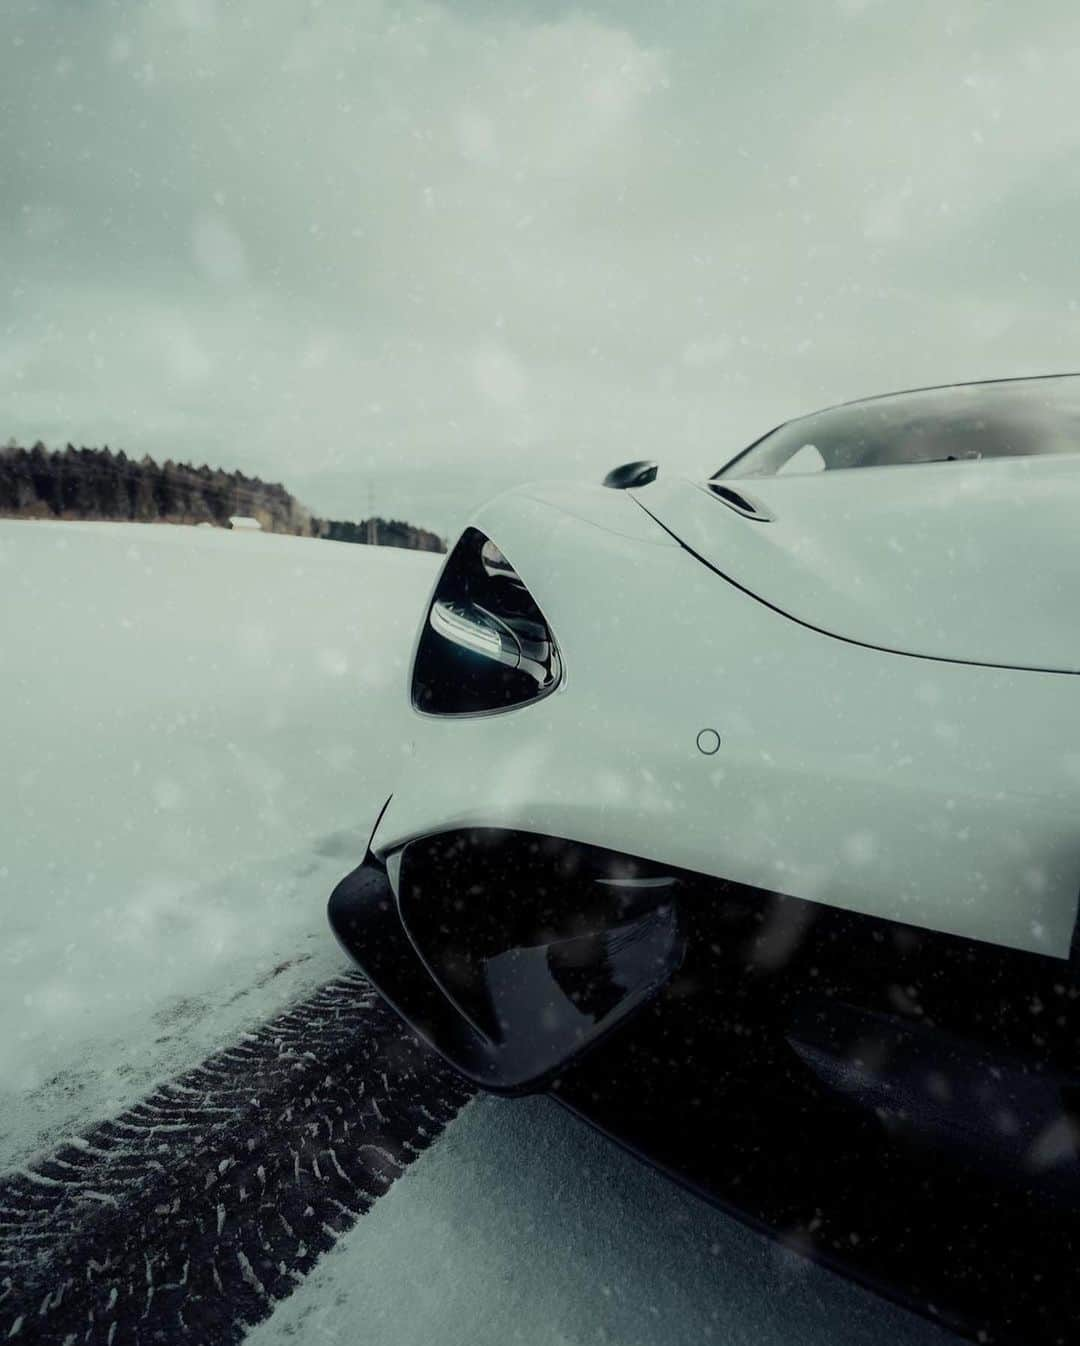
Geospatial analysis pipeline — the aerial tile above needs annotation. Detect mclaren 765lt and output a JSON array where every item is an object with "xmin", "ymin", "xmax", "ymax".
[{"xmin": 331, "ymin": 374, "xmax": 1080, "ymax": 1344}]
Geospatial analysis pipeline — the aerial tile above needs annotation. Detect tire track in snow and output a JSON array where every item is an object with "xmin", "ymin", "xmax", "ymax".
[{"xmin": 0, "ymin": 972, "xmax": 473, "ymax": 1344}]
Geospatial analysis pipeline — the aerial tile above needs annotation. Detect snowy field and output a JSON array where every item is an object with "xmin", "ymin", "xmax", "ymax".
[
  {"xmin": 0, "ymin": 519, "xmax": 956, "ymax": 1345},
  {"xmin": 0, "ymin": 519, "xmax": 438, "ymax": 1166}
]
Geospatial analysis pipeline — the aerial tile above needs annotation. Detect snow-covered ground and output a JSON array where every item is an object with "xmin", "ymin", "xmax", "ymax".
[
  {"xmin": 0, "ymin": 519, "xmax": 438, "ymax": 1166},
  {"xmin": 249, "ymin": 1095, "xmax": 954, "ymax": 1346}
]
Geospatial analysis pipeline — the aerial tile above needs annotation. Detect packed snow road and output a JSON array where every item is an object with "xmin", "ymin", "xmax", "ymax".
[
  {"xmin": 0, "ymin": 521, "xmax": 959, "ymax": 1345},
  {"xmin": 0, "ymin": 976, "xmax": 472, "ymax": 1344},
  {"xmin": 0, "ymin": 976, "xmax": 953, "ymax": 1346}
]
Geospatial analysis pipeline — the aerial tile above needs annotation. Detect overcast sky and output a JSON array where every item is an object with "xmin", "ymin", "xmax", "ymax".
[{"xmin": 3, "ymin": 1, "xmax": 1080, "ymax": 532}]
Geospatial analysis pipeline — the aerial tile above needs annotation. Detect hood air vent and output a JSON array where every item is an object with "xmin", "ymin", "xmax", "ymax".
[{"xmin": 706, "ymin": 482, "xmax": 773, "ymax": 522}]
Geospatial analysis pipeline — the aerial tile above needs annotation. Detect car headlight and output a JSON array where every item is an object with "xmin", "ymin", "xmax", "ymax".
[{"xmin": 411, "ymin": 527, "xmax": 563, "ymax": 715}]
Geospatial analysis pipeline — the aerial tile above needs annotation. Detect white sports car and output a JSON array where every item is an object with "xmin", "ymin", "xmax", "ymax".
[{"xmin": 331, "ymin": 374, "xmax": 1080, "ymax": 1342}]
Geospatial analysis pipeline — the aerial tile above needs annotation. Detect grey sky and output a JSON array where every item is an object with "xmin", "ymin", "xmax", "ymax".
[{"xmin": 3, "ymin": 0, "xmax": 1080, "ymax": 532}]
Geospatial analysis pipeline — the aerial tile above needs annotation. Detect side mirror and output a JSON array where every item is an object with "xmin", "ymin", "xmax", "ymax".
[{"xmin": 602, "ymin": 460, "xmax": 658, "ymax": 490}]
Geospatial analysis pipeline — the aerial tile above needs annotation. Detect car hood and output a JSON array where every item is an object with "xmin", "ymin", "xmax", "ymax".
[{"xmin": 633, "ymin": 454, "xmax": 1080, "ymax": 673}]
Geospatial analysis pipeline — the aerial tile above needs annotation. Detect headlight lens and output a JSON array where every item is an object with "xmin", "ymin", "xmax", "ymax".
[{"xmin": 411, "ymin": 527, "xmax": 562, "ymax": 715}]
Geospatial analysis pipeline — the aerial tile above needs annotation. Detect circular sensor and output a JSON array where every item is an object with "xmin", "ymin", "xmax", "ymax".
[{"xmin": 696, "ymin": 728, "xmax": 721, "ymax": 755}]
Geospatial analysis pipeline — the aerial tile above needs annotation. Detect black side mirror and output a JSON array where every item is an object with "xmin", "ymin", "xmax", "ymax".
[{"xmin": 602, "ymin": 460, "xmax": 658, "ymax": 489}]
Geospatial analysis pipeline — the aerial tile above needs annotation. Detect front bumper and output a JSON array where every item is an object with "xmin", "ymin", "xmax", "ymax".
[{"xmin": 331, "ymin": 815, "xmax": 1080, "ymax": 1344}]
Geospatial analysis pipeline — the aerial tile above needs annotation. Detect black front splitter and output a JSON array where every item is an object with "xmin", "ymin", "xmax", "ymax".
[{"xmin": 328, "ymin": 849, "xmax": 515, "ymax": 1089}]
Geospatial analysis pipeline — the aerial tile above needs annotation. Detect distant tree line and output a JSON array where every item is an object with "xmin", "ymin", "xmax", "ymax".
[
  {"xmin": 0, "ymin": 442, "xmax": 444, "ymax": 552},
  {"xmin": 317, "ymin": 517, "xmax": 444, "ymax": 552},
  {"xmin": 0, "ymin": 441, "xmax": 310, "ymax": 532}
]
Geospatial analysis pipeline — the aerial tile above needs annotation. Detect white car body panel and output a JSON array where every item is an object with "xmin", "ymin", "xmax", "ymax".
[
  {"xmin": 373, "ymin": 484, "xmax": 1080, "ymax": 960},
  {"xmin": 637, "ymin": 454, "xmax": 1080, "ymax": 673}
]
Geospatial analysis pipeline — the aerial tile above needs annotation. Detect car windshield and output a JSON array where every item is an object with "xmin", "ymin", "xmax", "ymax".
[{"xmin": 717, "ymin": 374, "xmax": 1080, "ymax": 479}]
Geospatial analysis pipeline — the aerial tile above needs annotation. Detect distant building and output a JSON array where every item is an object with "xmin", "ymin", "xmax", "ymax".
[{"xmin": 228, "ymin": 515, "xmax": 262, "ymax": 531}]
